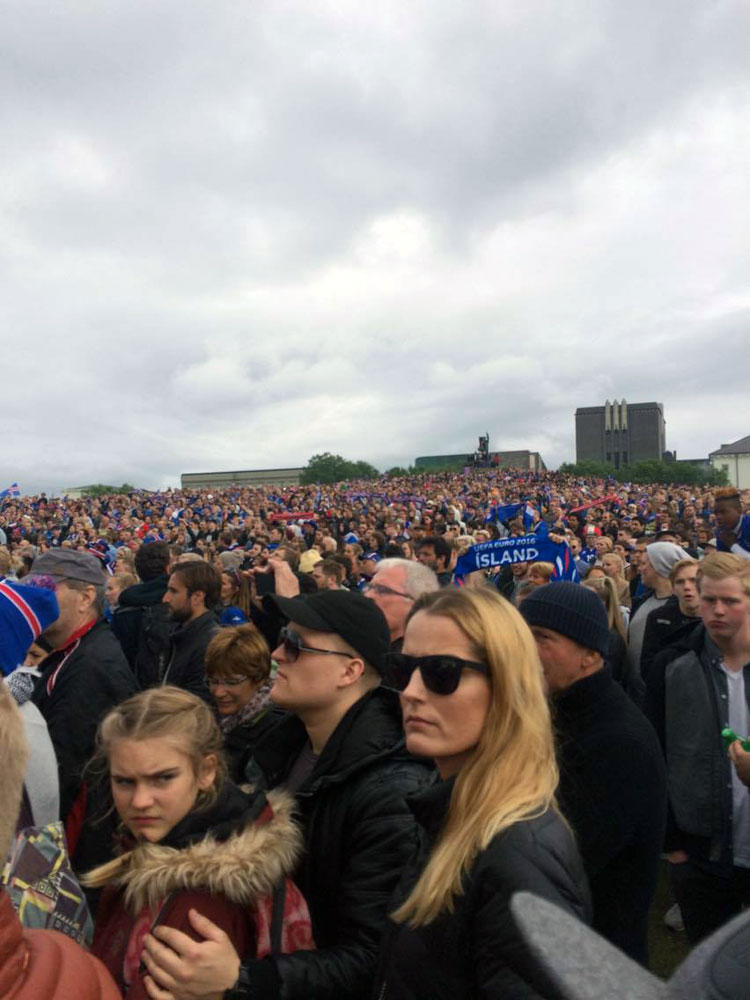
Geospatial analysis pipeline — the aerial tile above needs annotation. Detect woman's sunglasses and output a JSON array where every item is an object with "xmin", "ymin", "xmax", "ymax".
[{"xmin": 383, "ymin": 652, "xmax": 489, "ymax": 696}]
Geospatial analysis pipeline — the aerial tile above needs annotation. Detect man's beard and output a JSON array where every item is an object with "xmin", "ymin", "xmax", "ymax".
[{"xmin": 169, "ymin": 605, "xmax": 192, "ymax": 625}]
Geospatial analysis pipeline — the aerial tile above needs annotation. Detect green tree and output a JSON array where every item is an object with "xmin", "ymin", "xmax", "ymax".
[
  {"xmin": 79, "ymin": 483, "xmax": 135, "ymax": 497},
  {"xmin": 350, "ymin": 460, "xmax": 380, "ymax": 480},
  {"xmin": 300, "ymin": 453, "xmax": 380, "ymax": 485},
  {"xmin": 558, "ymin": 460, "xmax": 727, "ymax": 487},
  {"xmin": 559, "ymin": 461, "xmax": 614, "ymax": 478}
]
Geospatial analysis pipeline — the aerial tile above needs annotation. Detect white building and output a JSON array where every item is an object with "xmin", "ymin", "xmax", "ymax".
[{"xmin": 710, "ymin": 435, "xmax": 750, "ymax": 489}]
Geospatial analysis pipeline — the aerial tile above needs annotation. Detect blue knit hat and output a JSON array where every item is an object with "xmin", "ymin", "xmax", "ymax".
[
  {"xmin": 519, "ymin": 581, "xmax": 610, "ymax": 656},
  {"xmin": 0, "ymin": 580, "xmax": 59, "ymax": 675}
]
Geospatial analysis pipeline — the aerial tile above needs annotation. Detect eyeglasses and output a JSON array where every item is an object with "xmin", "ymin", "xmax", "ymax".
[
  {"xmin": 362, "ymin": 582, "xmax": 414, "ymax": 601},
  {"xmin": 278, "ymin": 626, "xmax": 352, "ymax": 664},
  {"xmin": 383, "ymin": 652, "xmax": 489, "ymax": 695},
  {"xmin": 204, "ymin": 675, "xmax": 250, "ymax": 688}
]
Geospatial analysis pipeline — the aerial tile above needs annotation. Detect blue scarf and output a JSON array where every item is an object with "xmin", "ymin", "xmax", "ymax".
[{"xmin": 455, "ymin": 524, "xmax": 579, "ymax": 582}]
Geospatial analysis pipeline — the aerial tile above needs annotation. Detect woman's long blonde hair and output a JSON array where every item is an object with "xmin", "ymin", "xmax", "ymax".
[
  {"xmin": 392, "ymin": 587, "xmax": 558, "ymax": 927},
  {"xmin": 583, "ymin": 575, "xmax": 626, "ymax": 640}
]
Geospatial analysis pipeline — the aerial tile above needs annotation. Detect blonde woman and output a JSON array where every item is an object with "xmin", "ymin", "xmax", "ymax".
[
  {"xmin": 528, "ymin": 561, "xmax": 555, "ymax": 588},
  {"xmin": 600, "ymin": 552, "xmax": 632, "ymax": 610},
  {"xmin": 373, "ymin": 587, "xmax": 589, "ymax": 998},
  {"xmin": 582, "ymin": 575, "xmax": 629, "ymax": 690},
  {"xmin": 115, "ymin": 546, "xmax": 137, "ymax": 577}
]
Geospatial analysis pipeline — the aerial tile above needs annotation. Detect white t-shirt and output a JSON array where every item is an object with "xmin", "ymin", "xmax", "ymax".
[{"xmin": 720, "ymin": 662, "xmax": 750, "ymax": 867}]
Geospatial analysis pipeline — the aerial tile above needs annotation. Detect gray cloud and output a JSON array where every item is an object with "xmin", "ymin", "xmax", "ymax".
[{"xmin": 2, "ymin": 0, "xmax": 749, "ymax": 494}]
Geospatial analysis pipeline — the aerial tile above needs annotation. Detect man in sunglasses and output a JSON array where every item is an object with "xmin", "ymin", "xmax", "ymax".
[{"xmin": 139, "ymin": 589, "xmax": 434, "ymax": 1000}]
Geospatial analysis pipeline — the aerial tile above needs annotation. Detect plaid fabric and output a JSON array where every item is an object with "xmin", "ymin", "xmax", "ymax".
[{"xmin": 2, "ymin": 821, "xmax": 94, "ymax": 946}]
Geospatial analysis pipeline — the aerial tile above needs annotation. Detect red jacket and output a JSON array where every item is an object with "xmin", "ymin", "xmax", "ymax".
[
  {"xmin": 0, "ymin": 890, "xmax": 120, "ymax": 1000},
  {"xmin": 88, "ymin": 789, "xmax": 313, "ymax": 999}
]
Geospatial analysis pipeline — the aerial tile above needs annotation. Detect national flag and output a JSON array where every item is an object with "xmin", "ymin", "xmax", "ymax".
[
  {"xmin": 0, "ymin": 483, "xmax": 21, "ymax": 498},
  {"xmin": 523, "ymin": 503, "xmax": 536, "ymax": 531}
]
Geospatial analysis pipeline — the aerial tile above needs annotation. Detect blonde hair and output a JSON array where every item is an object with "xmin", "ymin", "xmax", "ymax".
[
  {"xmin": 83, "ymin": 687, "xmax": 227, "ymax": 890},
  {"xmin": 583, "ymin": 575, "xmax": 626, "ymax": 640},
  {"xmin": 0, "ymin": 685, "xmax": 29, "ymax": 860},
  {"xmin": 697, "ymin": 552, "xmax": 750, "ymax": 597},
  {"xmin": 529, "ymin": 562, "xmax": 555, "ymax": 583},
  {"xmin": 669, "ymin": 557, "xmax": 698, "ymax": 585},
  {"xmin": 115, "ymin": 547, "xmax": 137, "ymax": 574},
  {"xmin": 392, "ymin": 588, "xmax": 558, "ymax": 927},
  {"xmin": 111, "ymin": 571, "xmax": 138, "ymax": 593},
  {"xmin": 92, "ymin": 686, "xmax": 226, "ymax": 805},
  {"xmin": 601, "ymin": 552, "xmax": 625, "ymax": 577}
]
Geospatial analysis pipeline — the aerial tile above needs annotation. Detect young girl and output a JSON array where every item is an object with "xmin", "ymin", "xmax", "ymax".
[{"xmin": 85, "ymin": 686, "xmax": 311, "ymax": 999}]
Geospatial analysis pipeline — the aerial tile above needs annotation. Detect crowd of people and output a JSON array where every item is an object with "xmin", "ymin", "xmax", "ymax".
[{"xmin": 1, "ymin": 466, "xmax": 750, "ymax": 999}]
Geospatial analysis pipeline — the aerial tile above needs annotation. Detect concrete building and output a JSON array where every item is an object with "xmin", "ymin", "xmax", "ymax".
[
  {"xmin": 181, "ymin": 467, "xmax": 304, "ymax": 489},
  {"xmin": 709, "ymin": 435, "xmax": 750, "ymax": 489},
  {"xmin": 414, "ymin": 450, "xmax": 546, "ymax": 473},
  {"xmin": 575, "ymin": 400, "xmax": 666, "ymax": 468}
]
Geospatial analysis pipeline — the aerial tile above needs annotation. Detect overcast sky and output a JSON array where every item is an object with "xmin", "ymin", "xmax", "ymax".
[{"xmin": 3, "ymin": 0, "xmax": 749, "ymax": 494}]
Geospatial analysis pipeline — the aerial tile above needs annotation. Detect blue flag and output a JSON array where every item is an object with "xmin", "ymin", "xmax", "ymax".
[
  {"xmin": 522, "ymin": 503, "xmax": 536, "ymax": 532},
  {"xmin": 485, "ymin": 502, "xmax": 523, "ymax": 525},
  {"xmin": 454, "ymin": 527, "xmax": 579, "ymax": 583},
  {"xmin": 0, "ymin": 483, "xmax": 20, "ymax": 498}
]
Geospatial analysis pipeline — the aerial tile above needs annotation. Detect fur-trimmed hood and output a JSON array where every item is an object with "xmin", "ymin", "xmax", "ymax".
[{"xmin": 84, "ymin": 788, "xmax": 301, "ymax": 914}]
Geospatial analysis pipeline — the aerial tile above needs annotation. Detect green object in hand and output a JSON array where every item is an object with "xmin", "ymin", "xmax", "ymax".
[{"xmin": 721, "ymin": 727, "xmax": 750, "ymax": 752}]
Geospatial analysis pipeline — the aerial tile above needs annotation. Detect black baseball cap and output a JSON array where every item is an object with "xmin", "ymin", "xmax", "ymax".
[{"xmin": 271, "ymin": 590, "xmax": 390, "ymax": 674}]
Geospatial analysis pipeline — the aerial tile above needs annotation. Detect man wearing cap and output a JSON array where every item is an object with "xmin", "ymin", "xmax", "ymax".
[
  {"xmin": 626, "ymin": 541, "xmax": 690, "ymax": 690},
  {"xmin": 140, "ymin": 589, "xmax": 434, "ymax": 1000},
  {"xmin": 521, "ymin": 582, "xmax": 666, "ymax": 965},
  {"xmin": 1, "ymin": 578, "xmax": 60, "ymax": 830},
  {"xmin": 29, "ymin": 549, "xmax": 137, "ymax": 872}
]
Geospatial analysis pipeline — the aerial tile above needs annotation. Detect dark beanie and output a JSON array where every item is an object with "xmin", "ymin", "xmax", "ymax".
[{"xmin": 519, "ymin": 582, "xmax": 610, "ymax": 656}]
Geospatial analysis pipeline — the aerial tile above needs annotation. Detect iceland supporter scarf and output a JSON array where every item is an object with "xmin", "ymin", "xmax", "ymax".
[{"xmin": 454, "ymin": 523, "xmax": 579, "ymax": 583}]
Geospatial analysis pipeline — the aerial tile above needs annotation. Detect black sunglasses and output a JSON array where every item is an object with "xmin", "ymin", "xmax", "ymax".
[
  {"xmin": 278, "ymin": 626, "xmax": 352, "ymax": 664},
  {"xmin": 383, "ymin": 652, "xmax": 489, "ymax": 696}
]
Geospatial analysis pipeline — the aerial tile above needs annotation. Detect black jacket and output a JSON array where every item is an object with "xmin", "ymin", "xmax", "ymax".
[
  {"xmin": 245, "ymin": 686, "xmax": 435, "ymax": 1000},
  {"xmin": 639, "ymin": 596, "xmax": 701, "ymax": 684},
  {"xmin": 553, "ymin": 667, "xmax": 667, "ymax": 965},
  {"xmin": 643, "ymin": 624, "xmax": 743, "ymax": 872},
  {"xmin": 139, "ymin": 610, "xmax": 218, "ymax": 702},
  {"xmin": 111, "ymin": 574, "xmax": 169, "ymax": 670},
  {"xmin": 32, "ymin": 620, "xmax": 138, "ymax": 870},
  {"xmin": 222, "ymin": 706, "xmax": 288, "ymax": 785},
  {"xmin": 606, "ymin": 629, "xmax": 628, "ymax": 689},
  {"xmin": 373, "ymin": 778, "xmax": 590, "ymax": 1000}
]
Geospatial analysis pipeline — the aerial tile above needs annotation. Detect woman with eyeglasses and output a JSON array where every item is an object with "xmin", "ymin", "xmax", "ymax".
[
  {"xmin": 203, "ymin": 625, "xmax": 283, "ymax": 783},
  {"xmin": 373, "ymin": 587, "xmax": 590, "ymax": 999}
]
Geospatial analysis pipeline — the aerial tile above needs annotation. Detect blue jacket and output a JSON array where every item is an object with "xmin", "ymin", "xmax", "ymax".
[{"xmin": 716, "ymin": 513, "xmax": 750, "ymax": 556}]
